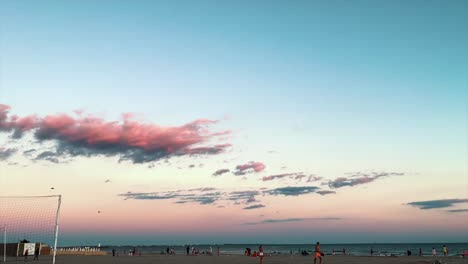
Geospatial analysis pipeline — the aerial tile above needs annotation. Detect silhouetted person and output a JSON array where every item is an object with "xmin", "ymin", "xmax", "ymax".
[
  {"xmin": 24, "ymin": 249, "xmax": 29, "ymax": 262},
  {"xmin": 407, "ymin": 250, "xmax": 412, "ymax": 256},
  {"xmin": 186, "ymin": 245, "xmax": 190, "ymax": 255},
  {"xmin": 419, "ymin": 248, "xmax": 422, "ymax": 256},
  {"xmin": 33, "ymin": 248, "xmax": 39, "ymax": 260},
  {"xmin": 370, "ymin": 248, "xmax": 374, "ymax": 256},
  {"xmin": 112, "ymin": 249, "xmax": 116, "ymax": 257}
]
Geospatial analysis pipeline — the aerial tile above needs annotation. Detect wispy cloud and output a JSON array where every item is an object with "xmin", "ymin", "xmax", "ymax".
[
  {"xmin": 0, "ymin": 147, "xmax": 17, "ymax": 161},
  {"xmin": 242, "ymin": 217, "xmax": 341, "ymax": 225},
  {"xmin": 262, "ymin": 172, "xmax": 322, "ymax": 182},
  {"xmin": 265, "ymin": 186, "xmax": 319, "ymax": 196},
  {"xmin": 447, "ymin": 209, "xmax": 468, "ymax": 213},
  {"xmin": 328, "ymin": 172, "xmax": 403, "ymax": 188},
  {"xmin": 243, "ymin": 204, "xmax": 266, "ymax": 210},
  {"xmin": 213, "ymin": 168, "xmax": 230, "ymax": 176},
  {"xmin": 316, "ymin": 190, "xmax": 336, "ymax": 196},
  {"xmin": 0, "ymin": 104, "xmax": 231, "ymax": 163},
  {"xmin": 407, "ymin": 199, "xmax": 468, "ymax": 210}
]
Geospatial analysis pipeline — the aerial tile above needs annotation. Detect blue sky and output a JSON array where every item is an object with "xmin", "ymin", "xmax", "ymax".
[{"xmin": 0, "ymin": 0, "xmax": 467, "ymax": 244}]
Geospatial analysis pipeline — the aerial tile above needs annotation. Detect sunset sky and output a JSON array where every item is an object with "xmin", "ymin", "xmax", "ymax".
[{"xmin": 0, "ymin": 0, "xmax": 467, "ymax": 245}]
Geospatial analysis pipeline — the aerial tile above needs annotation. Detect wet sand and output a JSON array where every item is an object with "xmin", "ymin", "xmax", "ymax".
[{"xmin": 8, "ymin": 254, "xmax": 467, "ymax": 264}]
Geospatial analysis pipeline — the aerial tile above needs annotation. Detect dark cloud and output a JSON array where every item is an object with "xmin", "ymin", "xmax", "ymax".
[
  {"xmin": 0, "ymin": 104, "xmax": 231, "ymax": 164},
  {"xmin": 243, "ymin": 204, "xmax": 266, "ymax": 210},
  {"xmin": 0, "ymin": 148, "xmax": 17, "ymax": 161},
  {"xmin": 407, "ymin": 199, "xmax": 468, "ymax": 210},
  {"xmin": 34, "ymin": 151, "xmax": 60, "ymax": 163},
  {"xmin": 265, "ymin": 186, "xmax": 319, "ymax": 196},
  {"xmin": 242, "ymin": 217, "xmax": 341, "ymax": 225},
  {"xmin": 213, "ymin": 169, "xmax": 230, "ymax": 176},
  {"xmin": 328, "ymin": 172, "xmax": 403, "ymax": 188},
  {"xmin": 316, "ymin": 190, "xmax": 336, "ymax": 196}
]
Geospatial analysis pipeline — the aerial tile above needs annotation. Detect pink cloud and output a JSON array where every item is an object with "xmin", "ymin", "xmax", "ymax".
[
  {"xmin": 234, "ymin": 161, "xmax": 266, "ymax": 175},
  {"xmin": 0, "ymin": 104, "xmax": 231, "ymax": 163}
]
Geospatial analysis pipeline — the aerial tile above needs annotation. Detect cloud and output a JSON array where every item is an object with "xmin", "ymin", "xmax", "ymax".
[
  {"xmin": 447, "ymin": 209, "xmax": 468, "ymax": 213},
  {"xmin": 328, "ymin": 172, "xmax": 403, "ymax": 188},
  {"xmin": 234, "ymin": 161, "xmax": 266, "ymax": 175},
  {"xmin": 242, "ymin": 217, "xmax": 341, "ymax": 225},
  {"xmin": 243, "ymin": 204, "xmax": 266, "ymax": 210},
  {"xmin": 119, "ymin": 189, "xmax": 262, "ymax": 206},
  {"xmin": 407, "ymin": 199, "xmax": 468, "ymax": 210},
  {"xmin": 265, "ymin": 186, "xmax": 319, "ymax": 196},
  {"xmin": 316, "ymin": 190, "xmax": 336, "ymax": 196},
  {"xmin": 261, "ymin": 172, "xmax": 321, "ymax": 182},
  {"xmin": 0, "ymin": 148, "xmax": 17, "ymax": 161},
  {"xmin": 213, "ymin": 168, "xmax": 230, "ymax": 176},
  {"xmin": 0, "ymin": 104, "xmax": 231, "ymax": 163},
  {"xmin": 34, "ymin": 151, "xmax": 60, "ymax": 163}
]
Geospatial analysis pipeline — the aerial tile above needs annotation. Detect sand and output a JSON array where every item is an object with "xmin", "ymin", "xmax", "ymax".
[{"xmin": 8, "ymin": 254, "xmax": 467, "ymax": 264}]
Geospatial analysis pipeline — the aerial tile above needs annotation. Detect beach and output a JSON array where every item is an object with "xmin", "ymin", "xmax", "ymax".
[{"xmin": 10, "ymin": 254, "xmax": 467, "ymax": 264}]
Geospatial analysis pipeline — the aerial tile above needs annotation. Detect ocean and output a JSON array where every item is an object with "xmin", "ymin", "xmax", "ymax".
[{"xmin": 94, "ymin": 243, "xmax": 467, "ymax": 257}]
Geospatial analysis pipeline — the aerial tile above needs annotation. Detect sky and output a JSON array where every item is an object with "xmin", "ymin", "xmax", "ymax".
[{"xmin": 0, "ymin": 0, "xmax": 467, "ymax": 246}]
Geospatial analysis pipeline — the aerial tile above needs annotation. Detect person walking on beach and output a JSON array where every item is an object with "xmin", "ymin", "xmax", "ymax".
[
  {"xmin": 259, "ymin": 245, "xmax": 264, "ymax": 264},
  {"xmin": 370, "ymin": 248, "xmax": 374, "ymax": 256},
  {"xmin": 314, "ymin": 242, "xmax": 322, "ymax": 264},
  {"xmin": 186, "ymin": 245, "xmax": 190, "ymax": 255},
  {"xmin": 24, "ymin": 249, "xmax": 29, "ymax": 262},
  {"xmin": 342, "ymin": 248, "xmax": 346, "ymax": 255},
  {"xmin": 442, "ymin": 245, "xmax": 448, "ymax": 256},
  {"xmin": 432, "ymin": 247, "xmax": 436, "ymax": 257}
]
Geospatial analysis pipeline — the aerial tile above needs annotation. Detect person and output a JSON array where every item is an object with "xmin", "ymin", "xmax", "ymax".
[
  {"xmin": 210, "ymin": 246, "xmax": 213, "ymax": 256},
  {"xmin": 462, "ymin": 249, "xmax": 467, "ymax": 258},
  {"xmin": 314, "ymin": 242, "xmax": 322, "ymax": 264},
  {"xmin": 419, "ymin": 248, "xmax": 422, "ymax": 256},
  {"xmin": 407, "ymin": 250, "xmax": 411, "ymax": 256},
  {"xmin": 166, "ymin": 247, "xmax": 170, "ymax": 255},
  {"xmin": 432, "ymin": 247, "xmax": 436, "ymax": 257},
  {"xmin": 112, "ymin": 249, "xmax": 116, "ymax": 257},
  {"xmin": 217, "ymin": 246, "xmax": 220, "ymax": 256},
  {"xmin": 186, "ymin": 245, "xmax": 190, "ymax": 256},
  {"xmin": 259, "ymin": 245, "xmax": 264, "ymax": 264},
  {"xmin": 332, "ymin": 249, "xmax": 335, "ymax": 255},
  {"xmin": 24, "ymin": 249, "xmax": 29, "ymax": 262},
  {"xmin": 370, "ymin": 248, "xmax": 374, "ymax": 256},
  {"xmin": 33, "ymin": 248, "xmax": 39, "ymax": 261},
  {"xmin": 443, "ymin": 245, "xmax": 448, "ymax": 256},
  {"xmin": 342, "ymin": 248, "xmax": 346, "ymax": 255}
]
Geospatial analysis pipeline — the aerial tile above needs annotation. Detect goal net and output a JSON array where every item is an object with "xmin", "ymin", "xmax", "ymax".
[{"xmin": 0, "ymin": 195, "xmax": 61, "ymax": 263}]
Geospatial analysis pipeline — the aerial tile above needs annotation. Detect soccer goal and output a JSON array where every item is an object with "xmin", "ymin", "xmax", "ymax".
[{"xmin": 0, "ymin": 195, "xmax": 61, "ymax": 264}]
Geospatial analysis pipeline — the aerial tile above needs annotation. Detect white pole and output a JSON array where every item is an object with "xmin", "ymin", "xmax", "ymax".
[{"xmin": 52, "ymin": 195, "xmax": 62, "ymax": 264}]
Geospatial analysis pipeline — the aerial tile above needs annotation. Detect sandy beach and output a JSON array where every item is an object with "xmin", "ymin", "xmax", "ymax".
[{"xmin": 8, "ymin": 254, "xmax": 467, "ymax": 264}]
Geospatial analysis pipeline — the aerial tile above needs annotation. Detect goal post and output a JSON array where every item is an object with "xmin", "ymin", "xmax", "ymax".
[{"xmin": 0, "ymin": 195, "xmax": 62, "ymax": 264}]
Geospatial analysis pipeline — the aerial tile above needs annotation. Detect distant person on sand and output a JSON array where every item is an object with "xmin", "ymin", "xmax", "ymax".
[
  {"xmin": 443, "ymin": 245, "xmax": 448, "ymax": 256},
  {"xmin": 186, "ymin": 245, "xmax": 190, "ymax": 255},
  {"xmin": 462, "ymin": 249, "xmax": 467, "ymax": 258},
  {"xmin": 419, "ymin": 248, "xmax": 422, "ymax": 256},
  {"xmin": 432, "ymin": 248, "xmax": 436, "ymax": 257},
  {"xmin": 314, "ymin": 242, "xmax": 322, "ymax": 264},
  {"xmin": 33, "ymin": 248, "xmax": 39, "ymax": 260},
  {"xmin": 24, "ymin": 249, "xmax": 29, "ymax": 262},
  {"xmin": 342, "ymin": 248, "xmax": 346, "ymax": 255},
  {"xmin": 370, "ymin": 248, "xmax": 374, "ymax": 256}
]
